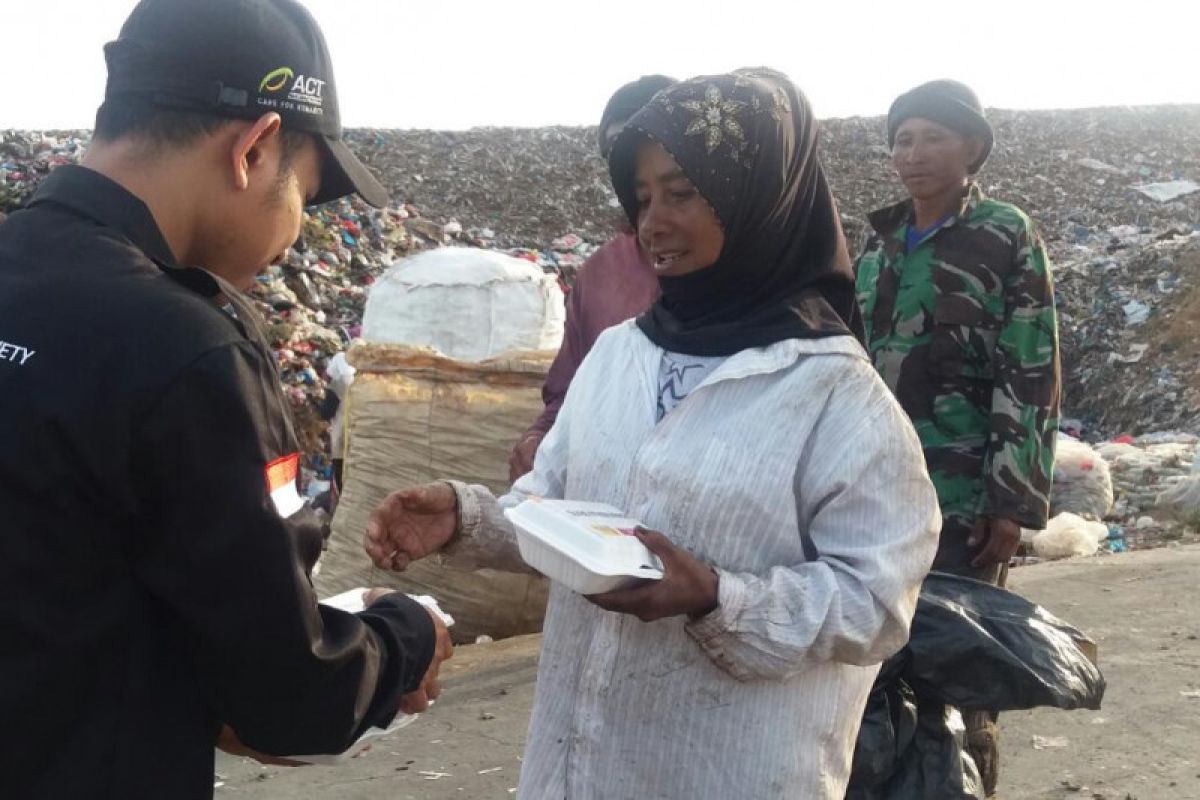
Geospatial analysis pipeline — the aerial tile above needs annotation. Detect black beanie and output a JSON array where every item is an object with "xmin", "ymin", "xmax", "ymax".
[
  {"xmin": 598, "ymin": 74, "xmax": 676, "ymax": 158},
  {"xmin": 887, "ymin": 79, "xmax": 994, "ymax": 173}
]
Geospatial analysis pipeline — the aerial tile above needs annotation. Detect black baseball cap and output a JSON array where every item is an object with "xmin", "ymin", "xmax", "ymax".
[{"xmin": 102, "ymin": 0, "xmax": 388, "ymax": 207}]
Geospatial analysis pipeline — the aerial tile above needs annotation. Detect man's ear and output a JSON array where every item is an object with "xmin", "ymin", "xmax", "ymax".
[{"xmin": 230, "ymin": 113, "xmax": 283, "ymax": 191}]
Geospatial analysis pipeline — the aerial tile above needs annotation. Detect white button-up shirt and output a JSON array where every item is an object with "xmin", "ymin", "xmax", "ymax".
[{"xmin": 445, "ymin": 321, "xmax": 940, "ymax": 799}]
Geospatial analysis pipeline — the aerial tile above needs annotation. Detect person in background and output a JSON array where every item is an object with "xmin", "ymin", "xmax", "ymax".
[
  {"xmin": 321, "ymin": 350, "xmax": 356, "ymax": 496},
  {"xmin": 853, "ymin": 79, "xmax": 1061, "ymax": 797},
  {"xmin": 367, "ymin": 69, "xmax": 940, "ymax": 799},
  {"xmin": 507, "ymin": 74, "xmax": 674, "ymax": 480}
]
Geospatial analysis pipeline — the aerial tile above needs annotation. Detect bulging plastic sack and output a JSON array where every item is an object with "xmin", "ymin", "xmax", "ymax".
[
  {"xmin": 1050, "ymin": 436, "xmax": 1113, "ymax": 519},
  {"xmin": 362, "ymin": 248, "xmax": 564, "ymax": 361}
]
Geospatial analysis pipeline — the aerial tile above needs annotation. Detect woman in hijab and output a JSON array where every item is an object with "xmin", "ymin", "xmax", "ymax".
[{"xmin": 364, "ymin": 69, "xmax": 940, "ymax": 799}]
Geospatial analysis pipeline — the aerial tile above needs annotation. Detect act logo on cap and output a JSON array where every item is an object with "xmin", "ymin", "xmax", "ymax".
[
  {"xmin": 257, "ymin": 64, "xmax": 326, "ymax": 117},
  {"xmin": 259, "ymin": 66, "xmax": 295, "ymax": 93}
]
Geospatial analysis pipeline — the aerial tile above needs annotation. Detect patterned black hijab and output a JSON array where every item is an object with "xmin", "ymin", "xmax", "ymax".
[{"xmin": 609, "ymin": 68, "xmax": 862, "ymax": 356}]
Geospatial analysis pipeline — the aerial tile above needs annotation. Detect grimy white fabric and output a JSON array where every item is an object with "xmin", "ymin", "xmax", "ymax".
[{"xmin": 443, "ymin": 321, "xmax": 940, "ymax": 799}]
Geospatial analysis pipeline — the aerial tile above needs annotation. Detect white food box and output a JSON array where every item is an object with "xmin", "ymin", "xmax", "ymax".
[
  {"xmin": 281, "ymin": 589, "xmax": 452, "ymax": 766},
  {"xmin": 320, "ymin": 588, "xmax": 455, "ymax": 627},
  {"xmin": 504, "ymin": 498, "xmax": 664, "ymax": 594}
]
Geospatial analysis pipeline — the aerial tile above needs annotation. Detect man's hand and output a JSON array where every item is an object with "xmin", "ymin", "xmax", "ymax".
[
  {"xmin": 397, "ymin": 605, "xmax": 454, "ymax": 714},
  {"xmin": 586, "ymin": 528, "xmax": 719, "ymax": 622},
  {"xmin": 216, "ymin": 726, "xmax": 306, "ymax": 767},
  {"xmin": 361, "ymin": 590, "xmax": 454, "ymax": 714},
  {"xmin": 508, "ymin": 432, "xmax": 543, "ymax": 482},
  {"xmin": 968, "ymin": 516, "xmax": 1022, "ymax": 568},
  {"xmin": 364, "ymin": 483, "xmax": 458, "ymax": 572}
]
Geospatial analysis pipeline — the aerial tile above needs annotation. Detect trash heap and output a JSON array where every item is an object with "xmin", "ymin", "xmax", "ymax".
[
  {"xmin": 1032, "ymin": 432, "xmax": 1199, "ymax": 561},
  {"xmin": 343, "ymin": 127, "xmax": 623, "ymax": 249},
  {"xmin": 1096, "ymin": 433, "xmax": 1200, "ymax": 547},
  {"xmin": 1054, "ymin": 232, "xmax": 1200, "ymax": 436},
  {"xmin": 0, "ymin": 131, "xmax": 88, "ymax": 217},
  {"xmin": 6, "ymin": 104, "xmax": 1200, "ymax": 488}
]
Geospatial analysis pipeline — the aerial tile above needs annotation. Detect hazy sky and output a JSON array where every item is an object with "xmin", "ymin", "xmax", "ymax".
[{"xmin": 3, "ymin": 0, "xmax": 1192, "ymax": 130}]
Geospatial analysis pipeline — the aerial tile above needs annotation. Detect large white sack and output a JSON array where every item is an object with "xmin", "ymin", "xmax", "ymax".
[
  {"xmin": 362, "ymin": 248, "xmax": 564, "ymax": 361},
  {"xmin": 1050, "ymin": 436, "xmax": 1114, "ymax": 519}
]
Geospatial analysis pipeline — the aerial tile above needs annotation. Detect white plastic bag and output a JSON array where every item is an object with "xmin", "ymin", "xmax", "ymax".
[
  {"xmin": 1155, "ymin": 475, "xmax": 1200, "ymax": 518},
  {"xmin": 1050, "ymin": 436, "xmax": 1113, "ymax": 519},
  {"xmin": 361, "ymin": 248, "xmax": 564, "ymax": 360},
  {"xmin": 1031, "ymin": 513, "xmax": 1109, "ymax": 560}
]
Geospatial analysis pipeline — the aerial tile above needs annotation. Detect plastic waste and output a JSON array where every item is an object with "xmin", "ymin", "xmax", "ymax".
[
  {"xmin": 1050, "ymin": 436, "xmax": 1113, "ymax": 519},
  {"xmin": 1133, "ymin": 179, "xmax": 1200, "ymax": 203},
  {"xmin": 1155, "ymin": 474, "xmax": 1200, "ymax": 518},
  {"xmin": 1032, "ymin": 513, "xmax": 1110, "ymax": 560}
]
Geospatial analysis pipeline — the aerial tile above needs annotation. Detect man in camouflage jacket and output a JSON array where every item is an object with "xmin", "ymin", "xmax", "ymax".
[
  {"xmin": 857, "ymin": 181, "xmax": 1060, "ymax": 574},
  {"xmin": 856, "ymin": 80, "xmax": 1060, "ymax": 579},
  {"xmin": 854, "ymin": 80, "xmax": 1060, "ymax": 797}
]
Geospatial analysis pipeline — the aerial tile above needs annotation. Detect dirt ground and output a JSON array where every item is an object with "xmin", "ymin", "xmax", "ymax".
[{"xmin": 215, "ymin": 545, "xmax": 1200, "ymax": 799}]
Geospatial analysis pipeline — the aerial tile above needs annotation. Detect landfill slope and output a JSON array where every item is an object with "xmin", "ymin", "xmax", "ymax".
[{"xmin": 5, "ymin": 105, "xmax": 1200, "ymax": 483}]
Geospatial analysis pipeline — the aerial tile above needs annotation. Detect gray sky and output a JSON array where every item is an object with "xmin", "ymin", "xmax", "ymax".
[{"xmin": 3, "ymin": 0, "xmax": 1191, "ymax": 130}]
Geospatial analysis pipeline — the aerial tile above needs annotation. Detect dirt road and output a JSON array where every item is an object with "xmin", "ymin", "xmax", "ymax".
[{"xmin": 215, "ymin": 545, "xmax": 1200, "ymax": 799}]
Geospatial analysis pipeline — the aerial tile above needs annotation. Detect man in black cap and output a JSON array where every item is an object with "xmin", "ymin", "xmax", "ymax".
[
  {"xmin": 852, "ymin": 80, "xmax": 1060, "ymax": 797},
  {"xmin": 0, "ymin": 1, "xmax": 451, "ymax": 797}
]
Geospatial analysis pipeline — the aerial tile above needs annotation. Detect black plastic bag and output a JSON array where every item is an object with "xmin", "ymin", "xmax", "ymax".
[
  {"xmin": 904, "ymin": 573, "xmax": 1104, "ymax": 712},
  {"xmin": 848, "ymin": 667, "xmax": 985, "ymax": 799},
  {"xmin": 846, "ymin": 572, "xmax": 1105, "ymax": 799}
]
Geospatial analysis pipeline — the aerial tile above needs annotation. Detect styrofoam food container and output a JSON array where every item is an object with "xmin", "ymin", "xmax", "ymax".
[
  {"xmin": 504, "ymin": 498, "xmax": 664, "ymax": 594},
  {"xmin": 320, "ymin": 588, "xmax": 455, "ymax": 627},
  {"xmin": 282, "ymin": 589, "xmax": 452, "ymax": 765}
]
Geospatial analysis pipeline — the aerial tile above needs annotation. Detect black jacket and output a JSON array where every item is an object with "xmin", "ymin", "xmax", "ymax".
[{"xmin": 0, "ymin": 166, "xmax": 435, "ymax": 798}]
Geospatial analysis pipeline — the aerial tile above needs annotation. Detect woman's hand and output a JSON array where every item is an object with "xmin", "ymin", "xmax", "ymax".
[
  {"xmin": 586, "ymin": 528, "xmax": 719, "ymax": 621},
  {"xmin": 364, "ymin": 483, "xmax": 458, "ymax": 571}
]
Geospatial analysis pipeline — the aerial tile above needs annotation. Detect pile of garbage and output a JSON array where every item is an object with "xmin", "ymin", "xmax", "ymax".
[
  {"xmin": 1054, "ymin": 233, "xmax": 1200, "ymax": 436},
  {"xmin": 344, "ymin": 127, "xmax": 622, "ymax": 249},
  {"xmin": 6, "ymin": 104, "xmax": 1200, "ymax": 487},
  {"xmin": 0, "ymin": 130, "xmax": 88, "ymax": 217},
  {"xmin": 1099, "ymin": 432, "xmax": 1200, "ymax": 541},
  {"xmin": 1030, "ymin": 432, "xmax": 1199, "ymax": 560}
]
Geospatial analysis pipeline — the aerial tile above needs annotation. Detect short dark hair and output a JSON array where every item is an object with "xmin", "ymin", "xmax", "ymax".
[
  {"xmin": 95, "ymin": 96, "xmax": 231, "ymax": 145},
  {"xmin": 93, "ymin": 95, "xmax": 311, "ymax": 169}
]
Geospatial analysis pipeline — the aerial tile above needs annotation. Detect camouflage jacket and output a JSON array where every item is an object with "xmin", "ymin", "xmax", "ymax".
[{"xmin": 854, "ymin": 183, "xmax": 1060, "ymax": 545}]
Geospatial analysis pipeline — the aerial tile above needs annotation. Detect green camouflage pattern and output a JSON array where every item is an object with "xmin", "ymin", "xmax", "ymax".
[{"xmin": 854, "ymin": 183, "xmax": 1060, "ymax": 570}]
